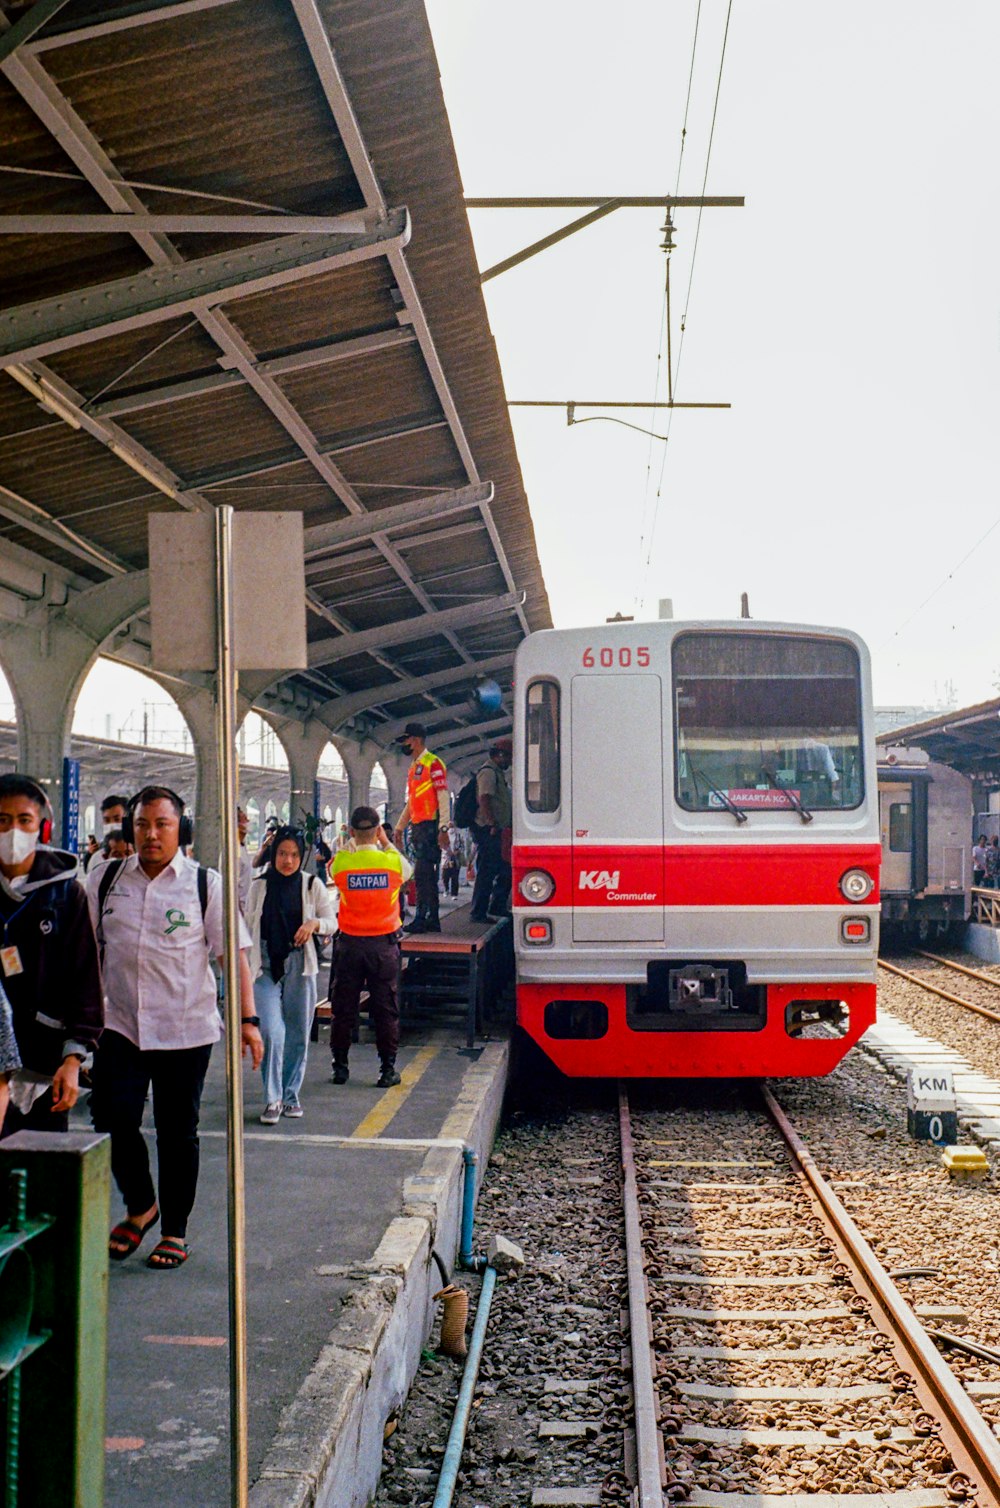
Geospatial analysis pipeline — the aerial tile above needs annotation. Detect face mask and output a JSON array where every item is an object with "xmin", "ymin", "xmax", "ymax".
[{"xmin": 0, "ymin": 827, "xmax": 38, "ymax": 866}]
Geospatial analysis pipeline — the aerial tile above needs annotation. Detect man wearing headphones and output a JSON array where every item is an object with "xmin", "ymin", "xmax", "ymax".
[
  {"xmin": 87, "ymin": 786, "xmax": 263, "ymax": 1270},
  {"xmin": 0, "ymin": 773, "xmax": 104, "ymax": 1138}
]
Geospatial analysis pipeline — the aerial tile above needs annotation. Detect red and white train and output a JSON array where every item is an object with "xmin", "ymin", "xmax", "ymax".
[{"xmin": 512, "ymin": 620, "xmax": 880, "ymax": 1078}]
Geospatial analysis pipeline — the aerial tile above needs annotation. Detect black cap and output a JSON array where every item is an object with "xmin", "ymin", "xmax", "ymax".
[
  {"xmin": 399, "ymin": 721, "xmax": 426, "ymax": 742},
  {"xmin": 351, "ymin": 805, "xmax": 381, "ymax": 832}
]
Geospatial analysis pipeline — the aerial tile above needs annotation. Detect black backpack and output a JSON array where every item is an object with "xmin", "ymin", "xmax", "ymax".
[{"xmin": 453, "ymin": 771, "xmax": 482, "ymax": 830}]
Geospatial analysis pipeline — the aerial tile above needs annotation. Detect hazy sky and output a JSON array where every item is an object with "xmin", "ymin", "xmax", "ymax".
[{"xmin": 426, "ymin": 1, "xmax": 1000, "ymax": 710}]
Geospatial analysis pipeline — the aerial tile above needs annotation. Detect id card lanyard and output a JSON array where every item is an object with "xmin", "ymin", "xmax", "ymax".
[{"xmin": 0, "ymin": 893, "xmax": 32, "ymax": 977}]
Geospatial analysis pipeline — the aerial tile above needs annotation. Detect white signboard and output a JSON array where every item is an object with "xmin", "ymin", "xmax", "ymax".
[{"xmin": 149, "ymin": 512, "xmax": 307, "ymax": 672}]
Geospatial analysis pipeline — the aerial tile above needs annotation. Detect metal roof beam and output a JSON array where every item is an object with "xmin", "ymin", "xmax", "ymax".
[
  {"xmin": 433, "ymin": 717, "xmax": 511, "ymax": 752},
  {"xmin": 196, "ymin": 308, "xmax": 478, "ymax": 668},
  {"xmin": 0, "ymin": 478, "xmax": 128, "ymax": 576},
  {"xmin": 314, "ymin": 651, "xmax": 515, "ymax": 730},
  {"xmin": 0, "ymin": 0, "xmax": 73, "ymax": 63},
  {"xmin": 307, "ymin": 593, "xmax": 520, "ymax": 670},
  {"xmin": 0, "ymin": 212, "xmax": 373, "ymax": 235},
  {"xmin": 287, "ymin": 0, "xmax": 531, "ymax": 641},
  {"xmin": 374, "ymin": 701, "xmax": 509, "ymax": 744},
  {"xmin": 327, "ymin": 413, "xmax": 447, "ymax": 456},
  {"xmin": 304, "ymin": 481, "xmax": 493, "ymax": 557},
  {"xmin": 304, "ymin": 523, "xmax": 485, "ymax": 584},
  {"xmin": 28, "ymin": 0, "xmax": 241, "ymax": 51},
  {"xmin": 91, "ymin": 327, "xmax": 416, "ymax": 419},
  {"xmin": 0, "ymin": 214, "xmax": 410, "ymax": 367}
]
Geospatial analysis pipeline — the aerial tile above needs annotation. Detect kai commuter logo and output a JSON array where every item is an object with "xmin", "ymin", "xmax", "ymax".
[{"xmin": 579, "ymin": 869, "xmax": 620, "ymax": 891}]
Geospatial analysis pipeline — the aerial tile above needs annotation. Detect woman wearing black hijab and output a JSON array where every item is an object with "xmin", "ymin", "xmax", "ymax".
[{"xmin": 246, "ymin": 826, "xmax": 335, "ymax": 1123}]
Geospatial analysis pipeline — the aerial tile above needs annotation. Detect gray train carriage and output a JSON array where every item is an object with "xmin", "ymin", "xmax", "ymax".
[{"xmin": 878, "ymin": 748, "xmax": 972, "ymax": 939}]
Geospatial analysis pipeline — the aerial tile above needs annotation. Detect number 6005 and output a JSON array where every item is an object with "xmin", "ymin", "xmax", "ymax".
[{"xmin": 582, "ymin": 646, "xmax": 650, "ymax": 668}]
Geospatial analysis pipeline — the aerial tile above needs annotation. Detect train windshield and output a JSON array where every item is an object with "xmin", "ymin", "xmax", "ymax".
[{"xmin": 673, "ymin": 632, "xmax": 864, "ymax": 813}]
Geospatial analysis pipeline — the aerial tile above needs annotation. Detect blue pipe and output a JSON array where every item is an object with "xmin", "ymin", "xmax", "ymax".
[
  {"xmin": 432, "ymin": 1264, "xmax": 497, "ymax": 1508},
  {"xmin": 460, "ymin": 1147, "xmax": 478, "ymax": 1269}
]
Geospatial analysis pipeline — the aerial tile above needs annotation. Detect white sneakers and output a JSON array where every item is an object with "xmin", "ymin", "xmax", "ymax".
[{"xmin": 282, "ymin": 1103, "xmax": 304, "ymax": 1119}]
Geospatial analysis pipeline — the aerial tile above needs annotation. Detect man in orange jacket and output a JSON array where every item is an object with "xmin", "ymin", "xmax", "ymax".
[
  {"xmin": 393, "ymin": 722, "xmax": 450, "ymax": 934},
  {"xmin": 329, "ymin": 807, "xmax": 413, "ymax": 1088}
]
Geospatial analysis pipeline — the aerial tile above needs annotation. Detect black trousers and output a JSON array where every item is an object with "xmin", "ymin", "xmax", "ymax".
[
  {"xmin": 330, "ymin": 933, "xmax": 400, "ymax": 1062},
  {"xmin": 90, "ymin": 1029, "xmax": 212, "ymax": 1239},
  {"xmin": 442, "ymin": 861, "xmax": 460, "ymax": 898},
  {"xmin": 471, "ymin": 829, "xmax": 510, "ymax": 918},
  {"xmin": 411, "ymin": 820, "xmax": 441, "ymax": 924}
]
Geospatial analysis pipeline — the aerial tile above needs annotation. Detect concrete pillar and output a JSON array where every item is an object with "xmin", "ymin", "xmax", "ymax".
[
  {"xmin": 378, "ymin": 751, "xmax": 410, "ymax": 827},
  {"xmin": 152, "ymin": 679, "xmax": 251, "ymax": 867},
  {"xmin": 271, "ymin": 718, "xmax": 333, "ymax": 829},
  {"xmin": 335, "ymin": 737, "xmax": 377, "ymax": 818},
  {"xmin": 0, "ymin": 573, "xmax": 150, "ymax": 842}
]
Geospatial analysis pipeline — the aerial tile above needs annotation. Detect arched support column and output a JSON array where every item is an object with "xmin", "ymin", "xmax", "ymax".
[
  {"xmin": 334, "ymin": 738, "xmax": 378, "ymax": 817},
  {"xmin": 147, "ymin": 677, "xmax": 251, "ymax": 866},
  {"xmin": 377, "ymin": 751, "xmax": 410, "ymax": 827},
  {"xmin": 270, "ymin": 717, "xmax": 333, "ymax": 828},
  {"xmin": 0, "ymin": 573, "xmax": 150, "ymax": 841}
]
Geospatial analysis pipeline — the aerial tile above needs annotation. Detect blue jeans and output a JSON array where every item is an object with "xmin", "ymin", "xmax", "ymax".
[{"xmin": 254, "ymin": 950, "xmax": 317, "ymax": 1108}]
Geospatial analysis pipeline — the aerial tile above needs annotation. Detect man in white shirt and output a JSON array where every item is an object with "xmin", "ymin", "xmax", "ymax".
[{"xmin": 88, "ymin": 786, "xmax": 263, "ymax": 1271}]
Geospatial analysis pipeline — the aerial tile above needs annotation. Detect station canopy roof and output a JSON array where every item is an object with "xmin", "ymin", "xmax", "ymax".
[
  {"xmin": 877, "ymin": 698, "xmax": 1000, "ymax": 784},
  {"xmin": 0, "ymin": 0, "xmax": 550, "ymax": 755}
]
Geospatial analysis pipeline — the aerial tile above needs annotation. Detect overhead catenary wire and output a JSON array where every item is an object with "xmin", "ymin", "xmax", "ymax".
[
  {"xmin": 637, "ymin": 0, "xmax": 704, "ymax": 587},
  {"xmin": 880, "ymin": 507, "xmax": 1000, "ymax": 650},
  {"xmin": 638, "ymin": 0, "xmax": 735, "ymax": 610}
]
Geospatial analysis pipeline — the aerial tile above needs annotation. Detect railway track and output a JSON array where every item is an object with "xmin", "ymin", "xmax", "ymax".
[
  {"xmin": 619, "ymin": 1086, "xmax": 1000, "ymax": 1508},
  {"xmin": 879, "ymin": 953, "xmax": 1000, "ymax": 1026}
]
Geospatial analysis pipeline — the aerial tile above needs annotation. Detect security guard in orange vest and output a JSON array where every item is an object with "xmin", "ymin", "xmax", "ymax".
[
  {"xmin": 329, "ymin": 806, "xmax": 413, "ymax": 1087},
  {"xmin": 393, "ymin": 721, "xmax": 450, "ymax": 934}
]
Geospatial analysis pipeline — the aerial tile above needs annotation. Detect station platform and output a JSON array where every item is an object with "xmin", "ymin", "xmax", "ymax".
[{"xmin": 69, "ymin": 1017, "xmax": 508, "ymax": 1508}]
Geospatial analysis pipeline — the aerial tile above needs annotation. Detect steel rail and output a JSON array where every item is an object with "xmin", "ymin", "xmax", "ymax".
[
  {"xmin": 915, "ymin": 949, "xmax": 1000, "ymax": 992},
  {"xmin": 879, "ymin": 959, "xmax": 1000, "ymax": 1025},
  {"xmin": 764, "ymin": 1085, "xmax": 1000, "ymax": 1505},
  {"xmin": 618, "ymin": 1087, "xmax": 664, "ymax": 1508}
]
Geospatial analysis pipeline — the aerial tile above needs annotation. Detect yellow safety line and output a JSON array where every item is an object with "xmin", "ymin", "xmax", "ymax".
[{"xmin": 350, "ymin": 1043, "xmax": 442, "ymax": 1139}]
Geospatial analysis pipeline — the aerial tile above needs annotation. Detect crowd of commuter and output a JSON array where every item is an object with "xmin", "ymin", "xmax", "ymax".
[
  {"xmin": 973, "ymin": 834, "xmax": 1000, "ymax": 888},
  {"xmin": 0, "ymin": 721, "xmax": 514, "ymax": 1270}
]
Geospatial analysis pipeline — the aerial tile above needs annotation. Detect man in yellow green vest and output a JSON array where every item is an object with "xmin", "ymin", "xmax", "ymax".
[{"xmin": 329, "ymin": 806, "xmax": 412, "ymax": 1087}]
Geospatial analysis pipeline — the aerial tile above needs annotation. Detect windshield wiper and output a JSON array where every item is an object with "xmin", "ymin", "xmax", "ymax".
[
  {"xmin": 761, "ymin": 768, "xmax": 813, "ymax": 824},
  {"xmin": 691, "ymin": 767, "xmax": 748, "ymax": 824}
]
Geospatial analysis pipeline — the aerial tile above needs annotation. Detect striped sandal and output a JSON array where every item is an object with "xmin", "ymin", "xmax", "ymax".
[
  {"xmin": 108, "ymin": 1211, "xmax": 158, "ymax": 1261},
  {"xmin": 146, "ymin": 1237, "xmax": 189, "ymax": 1270}
]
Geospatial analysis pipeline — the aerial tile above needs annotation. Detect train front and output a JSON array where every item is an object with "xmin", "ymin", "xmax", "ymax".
[{"xmin": 512, "ymin": 621, "xmax": 880, "ymax": 1077}]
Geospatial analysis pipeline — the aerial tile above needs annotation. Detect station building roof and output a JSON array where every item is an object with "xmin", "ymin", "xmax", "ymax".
[
  {"xmin": 876, "ymin": 698, "xmax": 1000, "ymax": 786},
  {"xmin": 0, "ymin": 0, "xmax": 549, "ymax": 753}
]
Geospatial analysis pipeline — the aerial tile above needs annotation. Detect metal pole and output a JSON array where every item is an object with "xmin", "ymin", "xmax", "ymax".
[{"xmin": 214, "ymin": 504, "xmax": 249, "ymax": 1508}]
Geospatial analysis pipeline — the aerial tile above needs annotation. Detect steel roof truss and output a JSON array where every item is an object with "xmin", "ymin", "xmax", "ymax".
[
  {"xmin": 27, "ymin": 0, "xmax": 242, "ymax": 52},
  {"xmin": 0, "ymin": 217, "xmax": 410, "ymax": 366},
  {"xmin": 0, "ymin": 0, "xmax": 74, "ymax": 62},
  {"xmin": 315, "ymin": 651, "xmax": 515, "ymax": 730},
  {"xmin": 0, "ymin": 212, "xmax": 373, "ymax": 235},
  {"xmin": 307, "ymin": 594, "xmax": 519, "ymax": 670},
  {"xmin": 286, "ymin": 0, "xmax": 530, "ymax": 639},
  {"xmin": 303, "ymin": 482, "xmax": 492, "ymax": 557},
  {"xmin": 91, "ymin": 328, "xmax": 417, "ymax": 419}
]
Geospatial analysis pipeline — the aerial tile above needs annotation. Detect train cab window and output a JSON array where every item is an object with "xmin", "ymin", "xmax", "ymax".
[
  {"xmin": 526, "ymin": 680, "xmax": 560, "ymax": 813},
  {"xmin": 889, "ymin": 802, "xmax": 912, "ymax": 851},
  {"xmin": 673, "ymin": 632, "xmax": 864, "ymax": 813}
]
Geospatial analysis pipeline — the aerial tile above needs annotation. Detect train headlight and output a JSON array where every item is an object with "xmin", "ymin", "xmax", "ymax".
[
  {"xmin": 840, "ymin": 868, "xmax": 874, "ymax": 902},
  {"xmin": 519, "ymin": 869, "xmax": 555, "ymax": 904}
]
